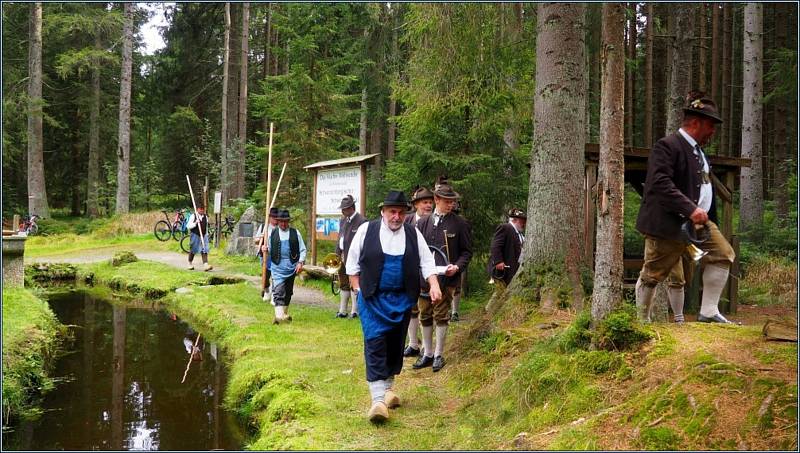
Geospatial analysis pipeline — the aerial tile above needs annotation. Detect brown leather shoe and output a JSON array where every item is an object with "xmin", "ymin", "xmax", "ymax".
[
  {"xmin": 368, "ymin": 401, "xmax": 389, "ymax": 423},
  {"xmin": 385, "ymin": 390, "xmax": 401, "ymax": 409}
]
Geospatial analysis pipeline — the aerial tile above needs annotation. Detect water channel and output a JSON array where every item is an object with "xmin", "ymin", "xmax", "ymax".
[{"xmin": 3, "ymin": 288, "xmax": 247, "ymax": 450}]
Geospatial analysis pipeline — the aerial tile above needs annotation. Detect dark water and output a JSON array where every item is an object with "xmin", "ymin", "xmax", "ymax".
[{"xmin": 3, "ymin": 289, "xmax": 247, "ymax": 451}]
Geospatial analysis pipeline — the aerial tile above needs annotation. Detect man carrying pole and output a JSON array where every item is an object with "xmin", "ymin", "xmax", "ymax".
[{"xmin": 186, "ymin": 176, "xmax": 213, "ymax": 271}]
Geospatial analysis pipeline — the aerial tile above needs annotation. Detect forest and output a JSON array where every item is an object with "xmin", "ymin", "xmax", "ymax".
[{"xmin": 2, "ymin": 2, "xmax": 798, "ymax": 450}]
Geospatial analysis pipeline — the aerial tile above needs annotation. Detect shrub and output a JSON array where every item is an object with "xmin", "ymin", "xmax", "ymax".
[
  {"xmin": 111, "ymin": 251, "xmax": 138, "ymax": 267},
  {"xmin": 593, "ymin": 306, "xmax": 651, "ymax": 351}
]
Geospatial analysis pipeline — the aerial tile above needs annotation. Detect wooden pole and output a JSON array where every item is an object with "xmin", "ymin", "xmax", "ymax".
[
  {"xmin": 186, "ymin": 175, "xmax": 206, "ymax": 251},
  {"xmin": 261, "ymin": 123, "xmax": 274, "ymax": 296},
  {"xmin": 310, "ymin": 170, "xmax": 318, "ymax": 265},
  {"xmin": 270, "ymin": 162, "xmax": 287, "ymax": 208}
]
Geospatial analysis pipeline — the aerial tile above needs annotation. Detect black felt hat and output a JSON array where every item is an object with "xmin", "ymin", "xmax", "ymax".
[
  {"xmin": 508, "ymin": 208, "xmax": 527, "ymax": 219},
  {"xmin": 274, "ymin": 209, "xmax": 291, "ymax": 220},
  {"xmin": 378, "ymin": 190, "xmax": 411, "ymax": 209},
  {"xmin": 683, "ymin": 92, "xmax": 723, "ymax": 123},
  {"xmin": 338, "ymin": 195, "xmax": 356, "ymax": 210},
  {"xmin": 268, "ymin": 207, "xmax": 279, "ymax": 217}
]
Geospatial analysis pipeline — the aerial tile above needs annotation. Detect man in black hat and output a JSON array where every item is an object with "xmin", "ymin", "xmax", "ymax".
[
  {"xmin": 335, "ymin": 194, "xmax": 366, "ymax": 319},
  {"xmin": 402, "ymin": 186, "xmax": 435, "ymax": 357},
  {"xmin": 255, "ymin": 207, "xmax": 280, "ymax": 300},
  {"xmin": 345, "ymin": 190, "xmax": 442, "ymax": 423},
  {"xmin": 413, "ymin": 183, "xmax": 473, "ymax": 372},
  {"xmin": 635, "ymin": 92, "xmax": 736, "ymax": 324},
  {"xmin": 269, "ymin": 209, "xmax": 306, "ymax": 324},
  {"xmin": 487, "ymin": 208, "xmax": 527, "ymax": 286}
]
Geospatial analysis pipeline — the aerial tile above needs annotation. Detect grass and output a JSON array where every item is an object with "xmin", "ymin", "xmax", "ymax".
[
  {"xmin": 1, "ymin": 287, "xmax": 65, "ymax": 423},
  {"xmin": 739, "ymin": 254, "xmax": 797, "ymax": 307}
]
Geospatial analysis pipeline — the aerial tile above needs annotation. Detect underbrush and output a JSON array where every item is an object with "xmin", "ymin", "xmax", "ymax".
[
  {"xmin": 739, "ymin": 253, "xmax": 797, "ymax": 307},
  {"xmin": 1, "ymin": 287, "xmax": 66, "ymax": 424}
]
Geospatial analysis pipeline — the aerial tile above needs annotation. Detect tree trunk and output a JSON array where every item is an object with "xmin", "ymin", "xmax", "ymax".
[
  {"xmin": 220, "ymin": 3, "xmax": 231, "ymax": 205},
  {"xmin": 71, "ymin": 111, "xmax": 82, "ymax": 216},
  {"xmin": 625, "ymin": 3, "xmax": 636, "ymax": 146},
  {"xmin": 517, "ymin": 3, "xmax": 586, "ymax": 309},
  {"xmin": 87, "ymin": 27, "xmax": 102, "ymax": 218},
  {"xmin": 729, "ymin": 5, "xmax": 742, "ymax": 156},
  {"xmin": 721, "ymin": 3, "xmax": 732, "ymax": 155},
  {"xmin": 226, "ymin": 3, "xmax": 242, "ymax": 199},
  {"xmin": 359, "ymin": 86, "xmax": 368, "ymax": 155},
  {"xmin": 644, "ymin": 2, "xmax": 654, "ymax": 146},
  {"xmin": 235, "ymin": 2, "xmax": 249, "ymax": 199},
  {"xmin": 773, "ymin": 2, "xmax": 789, "ymax": 223},
  {"xmin": 261, "ymin": 3, "xmax": 271, "ymax": 147},
  {"xmin": 387, "ymin": 4, "xmax": 399, "ymax": 160},
  {"xmin": 761, "ymin": 4, "xmax": 774, "ymax": 199},
  {"xmin": 665, "ymin": 5, "xmax": 695, "ymax": 134},
  {"xmin": 698, "ymin": 3, "xmax": 707, "ymax": 91},
  {"xmin": 652, "ymin": 4, "xmax": 669, "ymax": 139},
  {"xmin": 739, "ymin": 2, "xmax": 763, "ymax": 233},
  {"xmin": 115, "ymin": 2, "xmax": 134, "ymax": 214},
  {"xmin": 592, "ymin": 2, "xmax": 626, "ymax": 325},
  {"xmin": 711, "ymin": 3, "xmax": 720, "ymax": 110},
  {"xmin": 27, "ymin": 2, "xmax": 49, "ymax": 218}
]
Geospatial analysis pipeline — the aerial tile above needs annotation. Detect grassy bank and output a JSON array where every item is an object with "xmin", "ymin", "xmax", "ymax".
[
  {"xmin": 1, "ymin": 287, "xmax": 65, "ymax": 423},
  {"xmin": 60, "ymin": 258, "xmax": 796, "ymax": 450}
]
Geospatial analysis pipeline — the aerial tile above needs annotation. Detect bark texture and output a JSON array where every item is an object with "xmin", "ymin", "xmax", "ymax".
[
  {"xmin": 27, "ymin": 2, "xmax": 49, "ymax": 218},
  {"xmin": 773, "ymin": 2, "xmax": 789, "ymax": 223},
  {"xmin": 115, "ymin": 2, "xmax": 134, "ymax": 214},
  {"xmin": 521, "ymin": 2, "xmax": 586, "ymax": 303},
  {"xmin": 644, "ymin": 2, "xmax": 654, "ymax": 146},
  {"xmin": 665, "ymin": 5, "xmax": 695, "ymax": 133},
  {"xmin": 87, "ymin": 28, "xmax": 102, "ymax": 218},
  {"xmin": 625, "ymin": 3, "xmax": 636, "ymax": 146},
  {"xmin": 739, "ymin": 2, "xmax": 764, "ymax": 232},
  {"xmin": 711, "ymin": 3, "xmax": 720, "ymax": 104},
  {"xmin": 592, "ymin": 2, "xmax": 626, "ymax": 324},
  {"xmin": 721, "ymin": 4, "xmax": 732, "ymax": 155},
  {"xmin": 220, "ymin": 3, "xmax": 231, "ymax": 204},
  {"xmin": 235, "ymin": 2, "xmax": 249, "ymax": 199}
]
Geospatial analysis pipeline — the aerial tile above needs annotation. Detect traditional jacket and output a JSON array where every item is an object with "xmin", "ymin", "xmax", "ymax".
[
  {"xmin": 335, "ymin": 212, "xmax": 366, "ymax": 258},
  {"xmin": 636, "ymin": 132, "xmax": 718, "ymax": 241},
  {"xmin": 416, "ymin": 212, "xmax": 472, "ymax": 288},
  {"xmin": 270, "ymin": 227, "xmax": 300, "ymax": 265},
  {"xmin": 487, "ymin": 222, "xmax": 523, "ymax": 284}
]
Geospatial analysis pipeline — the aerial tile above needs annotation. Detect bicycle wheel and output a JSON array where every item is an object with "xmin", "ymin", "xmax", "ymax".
[
  {"xmin": 28, "ymin": 223, "xmax": 39, "ymax": 236},
  {"xmin": 172, "ymin": 224, "xmax": 185, "ymax": 241},
  {"xmin": 180, "ymin": 234, "xmax": 191, "ymax": 254},
  {"xmin": 154, "ymin": 220, "xmax": 172, "ymax": 241}
]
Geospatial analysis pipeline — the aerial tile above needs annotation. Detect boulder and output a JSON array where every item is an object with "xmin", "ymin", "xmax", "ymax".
[{"xmin": 225, "ymin": 206, "xmax": 262, "ymax": 256}]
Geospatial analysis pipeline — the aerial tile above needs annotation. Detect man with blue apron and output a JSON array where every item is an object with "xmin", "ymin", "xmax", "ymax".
[
  {"xmin": 269, "ymin": 209, "xmax": 306, "ymax": 324},
  {"xmin": 346, "ymin": 190, "xmax": 442, "ymax": 423}
]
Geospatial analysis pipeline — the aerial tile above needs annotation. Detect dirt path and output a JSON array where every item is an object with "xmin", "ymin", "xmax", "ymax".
[{"xmin": 26, "ymin": 247, "xmax": 331, "ymax": 309}]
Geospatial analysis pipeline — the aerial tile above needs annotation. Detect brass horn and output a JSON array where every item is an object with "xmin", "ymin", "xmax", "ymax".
[
  {"xmin": 686, "ymin": 244, "xmax": 708, "ymax": 262},
  {"xmin": 322, "ymin": 253, "xmax": 342, "ymax": 275}
]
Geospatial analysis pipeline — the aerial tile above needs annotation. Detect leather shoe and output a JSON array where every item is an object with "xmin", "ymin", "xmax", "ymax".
[
  {"xmin": 432, "ymin": 355, "xmax": 446, "ymax": 372},
  {"xmin": 348, "ymin": 312, "xmax": 358, "ymax": 319},
  {"xmin": 412, "ymin": 355, "xmax": 434, "ymax": 369},
  {"xmin": 403, "ymin": 345, "xmax": 421, "ymax": 357},
  {"xmin": 385, "ymin": 389, "xmax": 401, "ymax": 408},
  {"xmin": 451, "ymin": 312, "xmax": 460, "ymax": 322},
  {"xmin": 335, "ymin": 312, "xmax": 347, "ymax": 319},
  {"xmin": 367, "ymin": 401, "xmax": 389, "ymax": 423},
  {"xmin": 697, "ymin": 313, "xmax": 737, "ymax": 324}
]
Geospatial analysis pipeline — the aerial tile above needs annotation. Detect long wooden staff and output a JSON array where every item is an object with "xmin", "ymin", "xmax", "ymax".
[
  {"xmin": 186, "ymin": 175, "xmax": 206, "ymax": 251},
  {"xmin": 270, "ymin": 162, "xmax": 287, "ymax": 209},
  {"xmin": 180, "ymin": 333, "xmax": 202, "ymax": 383},
  {"xmin": 261, "ymin": 123, "xmax": 274, "ymax": 296}
]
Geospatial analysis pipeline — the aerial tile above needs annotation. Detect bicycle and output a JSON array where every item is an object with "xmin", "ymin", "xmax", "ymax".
[
  {"xmin": 180, "ymin": 224, "xmax": 211, "ymax": 254},
  {"xmin": 154, "ymin": 209, "xmax": 189, "ymax": 242},
  {"xmin": 19, "ymin": 214, "xmax": 40, "ymax": 235}
]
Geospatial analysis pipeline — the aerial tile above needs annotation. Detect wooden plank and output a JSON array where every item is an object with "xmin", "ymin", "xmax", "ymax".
[
  {"xmin": 584, "ymin": 143, "xmax": 751, "ymax": 169},
  {"xmin": 710, "ymin": 171, "xmax": 732, "ymax": 203},
  {"xmin": 310, "ymin": 169, "xmax": 318, "ymax": 265},
  {"xmin": 623, "ymin": 258, "xmax": 644, "ymax": 269},
  {"xmin": 722, "ymin": 171, "xmax": 735, "ymax": 239}
]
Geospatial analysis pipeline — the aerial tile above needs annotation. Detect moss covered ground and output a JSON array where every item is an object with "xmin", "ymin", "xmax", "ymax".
[
  {"xmin": 1, "ymin": 287, "xmax": 65, "ymax": 423},
  {"xmin": 12, "ymin": 228, "xmax": 798, "ymax": 450}
]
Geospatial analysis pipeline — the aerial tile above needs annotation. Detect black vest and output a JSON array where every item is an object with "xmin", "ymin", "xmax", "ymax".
[
  {"xmin": 190, "ymin": 214, "xmax": 208, "ymax": 236},
  {"xmin": 358, "ymin": 220, "xmax": 421, "ymax": 303},
  {"xmin": 270, "ymin": 227, "xmax": 300, "ymax": 265}
]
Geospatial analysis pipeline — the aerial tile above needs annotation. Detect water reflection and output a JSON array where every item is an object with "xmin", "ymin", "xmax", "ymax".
[{"xmin": 3, "ymin": 289, "xmax": 245, "ymax": 451}]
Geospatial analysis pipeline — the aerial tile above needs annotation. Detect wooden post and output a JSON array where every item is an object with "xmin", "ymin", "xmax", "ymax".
[
  {"xmin": 584, "ymin": 164, "xmax": 598, "ymax": 268},
  {"xmin": 12, "ymin": 214, "xmax": 19, "ymax": 233},
  {"xmin": 310, "ymin": 169, "xmax": 318, "ymax": 266},
  {"xmin": 729, "ymin": 235, "xmax": 739, "ymax": 314},
  {"xmin": 360, "ymin": 163, "xmax": 367, "ymax": 215}
]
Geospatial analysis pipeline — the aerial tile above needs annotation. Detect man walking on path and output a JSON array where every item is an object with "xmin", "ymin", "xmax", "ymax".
[
  {"xmin": 487, "ymin": 208, "xmax": 526, "ymax": 286},
  {"xmin": 403, "ymin": 186, "xmax": 435, "ymax": 357},
  {"xmin": 186, "ymin": 205, "xmax": 213, "ymax": 271},
  {"xmin": 255, "ymin": 207, "xmax": 279, "ymax": 300},
  {"xmin": 335, "ymin": 195, "xmax": 366, "ymax": 319},
  {"xmin": 635, "ymin": 92, "xmax": 736, "ymax": 324},
  {"xmin": 413, "ymin": 183, "xmax": 472, "ymax": 372},
  {"xmin": 346, "ymin": 190, "xmax": 441, "ymax": 423},
  {"xmin": 269, "ymin": 209, "xmax": 306, "ymax": 324}
]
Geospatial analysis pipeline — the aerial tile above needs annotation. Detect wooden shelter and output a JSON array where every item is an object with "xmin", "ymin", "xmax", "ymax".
[{"xmin": 584, "ymin": 143, "xmax": 751, "ymax": 314}]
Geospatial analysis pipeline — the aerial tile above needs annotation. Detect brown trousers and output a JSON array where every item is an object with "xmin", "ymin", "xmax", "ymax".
[
  {"xmin": 418, "ymin": 286, "xmax": 456, "ymax": 327},
  {"xmin": 639, "ymin": 221, "xmax": 735, "ymax": 287}
]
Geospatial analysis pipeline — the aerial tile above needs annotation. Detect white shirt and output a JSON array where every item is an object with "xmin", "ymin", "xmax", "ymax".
[
  {"xmin": 678, "ymin": 128, "xmax": 713, "ymax": 213},
  {"xmin": 509, "ymin": 219, "xmax": 525, "ymax": 244},
  {"xmin": 338, "ymin": 212, "xmax": 359, "ymax": 250},
  {"xmin": 186, "ymin": 213, "xmax": 207, "ymax": 231},
  {"xmin": 346, "ymin": 219, "xmax": 437, "ymax": 280}
]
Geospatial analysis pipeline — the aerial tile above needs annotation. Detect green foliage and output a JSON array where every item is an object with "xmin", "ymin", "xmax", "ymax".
[
  {"xmin": 2, "ymin": 287, "xmax": 65, "ymax": 423},
  {"xmin": 25, "ymin": 263, "xmax": 78, "ymax": 283},
  {"xmin": 593, "ymin": 305, "xmax": 652, "ymax": 351},
  {"xmin": 638, "ymin": 426, "xmax": 681, "ymax": 450},
  {"xmin": 110, "ymin": 250, "xmax": 138, "ymax": 267},
  {"xmin": 556, "ymin": 310, "xmax": 593, "ymax": 352}
]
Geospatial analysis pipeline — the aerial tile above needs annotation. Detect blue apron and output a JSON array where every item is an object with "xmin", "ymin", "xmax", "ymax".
[
  {"xmin": 271, "ymin": 238, "xmax": 296, "ymax": 286},
  {"xmin": 358, "ymin": 254, "xmax": 414, "ymax": 341}
]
